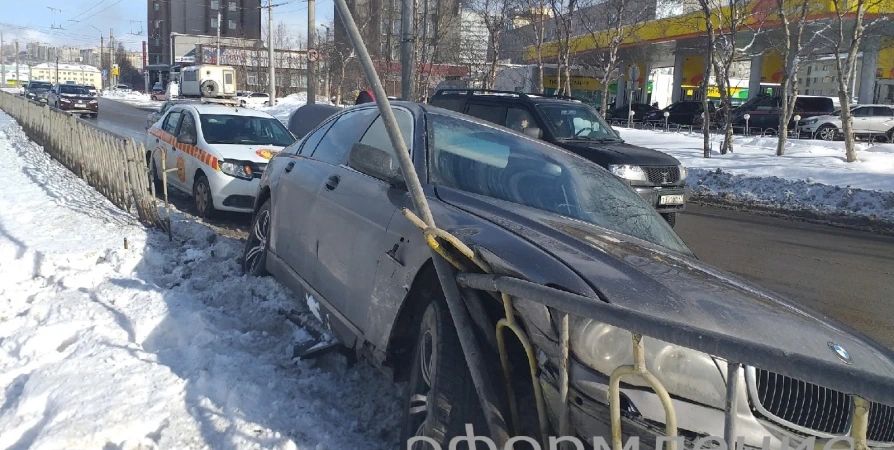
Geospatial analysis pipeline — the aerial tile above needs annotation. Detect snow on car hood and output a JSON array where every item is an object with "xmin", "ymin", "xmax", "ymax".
[
  {"xmin": 207, "ymin": 144, "xmax": 285, "ymax": 163},
  {"xmin": 437, "ymin": 188, "xmax": 894, "ymax": 379}
]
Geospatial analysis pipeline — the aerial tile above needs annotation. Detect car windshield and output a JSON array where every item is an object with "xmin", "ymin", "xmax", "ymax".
[
  {"xmin": 30, "ymin": 82, "xmax": 52, "ymax": 90},
  {"xmin": 428, "ymin": 114, "xmax": 690, "ymax": 253},
  {"xmin": 538, "ymin": 103, "xmax": 618, "ymax": 140},
  {"xmin": 59, "ymin": 85, "xmax": 89, "ymax": 95},
  {"xmin": 200, "ymin": 114, "xmax": 296, "ymax": 146}
]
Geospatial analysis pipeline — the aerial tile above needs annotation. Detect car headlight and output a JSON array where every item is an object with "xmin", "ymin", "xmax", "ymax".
[
  {"xmin": 678, "ymin": 165, "xmax": 687, "ymax": 181},
  {"xmin": 803, "ymin": 118, "xmax": 818, "ymax": 125},
  {"xmin": 89, "ymin": 100, "xmax": 98, "ymax": 104},
  {"xmin": 60, "ymin": 98, "xmax": 71, "ymax": 103},
  {"xmin": 608, "ymin": 164, "xmax": 648, "ymax": 182},
  {"xmin": 219, "ymin": 160, "xmax": 253, "ymax": 180},
  {"xmin": 571, "ymin": 318, "xmax": 727, "ymax": 409}
]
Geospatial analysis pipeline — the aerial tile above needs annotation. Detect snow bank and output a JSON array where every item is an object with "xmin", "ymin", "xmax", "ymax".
[
  {"xmin": 619, "ymin": 128, "xmax": 894, "ymax": 221},
  {"xmin": 256, "ymin": 93, "xmax": 335, "ymax": 124},
  {"xmin": 0, "ymin": 111, "xmax": 402, "ymax": 449},
  {"xmin": 103, "ymin": 90, "xmax": 161, "ymax": 109}
]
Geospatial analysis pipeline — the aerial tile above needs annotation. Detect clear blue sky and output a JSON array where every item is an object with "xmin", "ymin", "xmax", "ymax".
[{"xmin": 0, "ymin": 0, "xmax": 334, "ymax": 51}]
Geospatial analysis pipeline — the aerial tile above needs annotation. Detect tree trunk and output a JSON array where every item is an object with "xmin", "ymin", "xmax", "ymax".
[
  {"xmin": 777, "ymin": 79, "xmax": 790, "ymax": 156},
  {"xmin": 840, "ymin": 89, "xmax": 857, "ymax": 162}
]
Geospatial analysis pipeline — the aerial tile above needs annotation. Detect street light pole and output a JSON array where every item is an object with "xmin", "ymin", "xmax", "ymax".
[{"xmin": 307, "ymin": 0, "xmax": 316, "ymax": 104}]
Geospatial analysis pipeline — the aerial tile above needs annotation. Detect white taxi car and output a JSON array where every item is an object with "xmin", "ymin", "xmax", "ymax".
[{"xmin": 146, "ymin": 103, "xmax": 296, "ymax": 217}]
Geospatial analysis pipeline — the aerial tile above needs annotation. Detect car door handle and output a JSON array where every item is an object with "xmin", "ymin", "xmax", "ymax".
[
  {"xmin": 155, "ymin": 138, "xmax": 160, "ymax": 143},
  {"xmin": 325, "ymin": 175, "xmax": 340, "ymax": 191},
  {"xmin": 284, "ymin": 161, "xmax": 296, "ymax": 173}
]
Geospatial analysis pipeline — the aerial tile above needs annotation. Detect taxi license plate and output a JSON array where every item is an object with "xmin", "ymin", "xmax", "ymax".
[{"xmin": 659, "ymin": 194, "xmax": 684, "ymax": 205}]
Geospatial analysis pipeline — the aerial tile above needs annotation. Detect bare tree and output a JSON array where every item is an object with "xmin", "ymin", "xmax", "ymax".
[
  {"xmin": 707, "ymin": 0, "xmax": 751, "ymax": 155},
  {"xmin": 512, "ymin": 0, "xmax": 549, "ymax": 92},
  {"xmin": 466, "ymin": 0, "xmax": 511, "ymax": 88},
  {"xmin": 824, "ymin": 0, "xmax": 888, "ymax": 162},
  {"xmin": 694, "ymin": 0, "xmax": 716, "ymax": 158},
  {"xmin": 577, "ymin": 0, "xmax": 650, "ymax": 113},
  {"xmin": 549, "ymin": 0, "xmax": 578, "ymax": 94},
  {"xmin": 762, "ymin": 0, "xmax": 813, "ymax": 156}
]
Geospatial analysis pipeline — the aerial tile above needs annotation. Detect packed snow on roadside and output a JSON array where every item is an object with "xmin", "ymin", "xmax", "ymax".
[
  {"xmin": 619, "ymin": 128, "xmax": 894, "ymax": 221},
  {"xmin": 103, "ymin": 90, "xmax": 161, "ymax": 109},
  {"xmin": 0, "ymin": 111, "xmax": 402, "ymax": 449},
  {"xmin": 255, "ymin": 92, "xmax": 336, "ymax": 124}
]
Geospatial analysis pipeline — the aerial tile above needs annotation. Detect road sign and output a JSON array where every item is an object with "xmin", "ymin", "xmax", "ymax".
[
  {"xmin": 627, "ymin": 64, "xmax": 640, "ymax": 82},
  {"xmin": 101, "ymin": 72, "xmax": 108, "ymax": 81},
  {"xmin": 307, "ymin": 49, "xmax": 319, "ymax": 62}
]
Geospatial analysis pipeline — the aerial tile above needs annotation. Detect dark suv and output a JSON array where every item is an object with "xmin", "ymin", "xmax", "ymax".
[
  {"xmin": 730, "ymin": 94, "xmax": 836, "ymax": 131},
  {"xmin": 430, "ymin": 89, "xmax": 687, "ymax": 225},
  {"xmin": 23, "ymin": 81, "xmax": 54, "ymax": 104}
]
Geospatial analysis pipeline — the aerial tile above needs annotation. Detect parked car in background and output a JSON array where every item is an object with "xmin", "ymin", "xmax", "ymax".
[
  {"xmin": 78, "ymin": 84, "xmax": 98, "ymax": 98},
  {"xmin": 430, "ymin": 89, "xmax": 687, "ymax": 226},
  {"xmin": 243, "ymin": 101, "xmax": 894, "ymax": 450},
  {"xmin": 235, "ymin": 91, "xmax": 270, "ymax": 107},
  {"xmin": 642, "ymin": 100, "xmax": 716, "ymax": 126},
  {"xmin": 115, "ymin": 83, "xmax": 132, "ymax": 92},
  {"xmin": 604, "ymin": 102, "xmax": 658, "ymax": 120},
  {"xmin": 730, "ymin": 94, "xmax": 836, "ymax": 132},
  {"xmin": 798, "ymin": 105, "xmax": 894, "ymax": 141},
  {"xmin": 145, "ymin": 103, "xmax": 296, "ymax": 216},
  {"xmin": 23, "ymin": 81, "xmax": 54, "ymax": 104},
  {"xmin": 49, "ymin": 84, "xmax": 98, "ymax": 118},
  {"xmin": 151, "ymin": 82, "xmax": 166, "ymax": 101}
]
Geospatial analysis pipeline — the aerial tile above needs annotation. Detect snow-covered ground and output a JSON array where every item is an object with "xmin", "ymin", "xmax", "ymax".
[
  {"xmin": 103, "ymin": 90, "xmax": 161, "ymax": 109},
  {"xmin": 620, "ymin": 128, "xmax": 894, "ymax": 222},
  {"xmin": 255, "ymin": 93, "xmax": 337, "ymax": 124},
  {"xmin": 0, "ymin": 111, "xmax": 402, "ymax": 449}
]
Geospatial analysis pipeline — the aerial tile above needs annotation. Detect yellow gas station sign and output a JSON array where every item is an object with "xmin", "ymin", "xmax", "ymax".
[{"xmin": 543, "ymin": 76, "xmax": 600, "ymax": 90}]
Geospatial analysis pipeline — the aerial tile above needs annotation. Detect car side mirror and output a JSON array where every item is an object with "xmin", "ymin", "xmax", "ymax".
[
  {"xmin": 177, "ymin": 133, "xmax": 196, "ymax": 146},
  {"xmin": 523, "ymin": 127, "xmax": 543, "ymax": 139},
  {"xmin": 348, "ymin": 142, "xmax": 404, "ymax": 187}
]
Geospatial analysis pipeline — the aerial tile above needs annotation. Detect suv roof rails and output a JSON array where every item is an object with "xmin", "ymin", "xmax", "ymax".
[{"xmin": 432, "ymin": 88, "xmax": 583, "ymax": 103}]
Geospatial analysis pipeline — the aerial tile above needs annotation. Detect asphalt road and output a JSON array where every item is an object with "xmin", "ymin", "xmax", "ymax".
[{"xmin": 94, "ymin": 98, "xmax": 894, "ymax": 349}]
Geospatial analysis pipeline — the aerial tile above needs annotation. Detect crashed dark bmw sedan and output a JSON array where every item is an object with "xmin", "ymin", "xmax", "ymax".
[{"xmin": 243, "ymin": 102, "xmax": 894, "ymax": 448}]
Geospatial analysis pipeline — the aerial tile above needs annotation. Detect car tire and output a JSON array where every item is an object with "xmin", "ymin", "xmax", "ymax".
[
  {"xmin": 817, "ymin": 124, "xmax": 837, "ymax": 141},
  {"xmin": 661, "ymin": 212, "xmax": 677, "ymax": 227},
  {"xmin": 242, "ymin": 200, "xmax": 271, "ymax": 276},
  {"xmin": 886, "ymin": 128, "xmax": 894, "ymax": 143},
  {"xmin": 193, "ymin": 174, "xmax": 217, "ymax": 219},
  {"xmin": 401, "ymin": 296, "xmax": 488, "ymax": 447}
]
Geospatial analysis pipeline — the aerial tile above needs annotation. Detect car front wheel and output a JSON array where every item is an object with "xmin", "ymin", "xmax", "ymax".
[
  {"xmin": 817, "ymin": 124, "xmax": 837, "ymax": 141},
  {"xmin": 242, "ymin": 200, "xmax": 270, "ymax": 276},
  {"xmin": 401, "ymin": 297, "xmax": 487, "ymax": 448},
  {"xmin": 193, "ymin": 174, "xmax": 216, "ymax": 218}
]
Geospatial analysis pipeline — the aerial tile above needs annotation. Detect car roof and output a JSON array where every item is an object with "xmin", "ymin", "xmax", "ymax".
[{"xmin": 175, "ymin": 103, "xmax": 278, "ymax": 118}]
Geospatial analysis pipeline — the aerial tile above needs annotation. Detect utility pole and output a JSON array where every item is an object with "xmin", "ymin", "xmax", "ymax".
[
  {"xmin": 307, "ymin": 0, "xmax": 316, "ymax": 104},
  {"xmin": 1, "ymin": 32, "xmax": 6, "ymax": 87},
  {"xmin": 110, "ymin": 28, "xmax": 115, "ymax": 87},
  {"xmin": 15, "ymin": 41, "xmax": 19, "ymax": 89},
  {"xmin": 55, "ymin": 55, "xmax": 60, "ymax": 84},
  {"xmin": 216, "ymin": 8, "xmax": 222, "ymax": 63},
  {"xmin": 400, "ymin": 0, "xmax": 415, "ymax": 100},
  {"xmin": 267, "ymin": 0, "xmax": 276, "ymax": 104},
  {"xmin": 100, "ymin": 35, "xmax": 104, "ymax": 88}
]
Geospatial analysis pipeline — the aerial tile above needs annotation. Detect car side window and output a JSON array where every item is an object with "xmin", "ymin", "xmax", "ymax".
[
  {"xmin": 358, "ymin": 110, "xmax": 414, "ymax": 158},
  {"xmin": 310, "ymin": 108, "xmax": 378, "ymax": 164},
  {"xmin": 163, "ymin": 111, "xmax": 183, "ymax": 135},
  {"xmin": 872, "ymin": 106, "xmax": 893, "ymax": 117},
  {"xmin": 179, "ymin": 113, "xmax": 197, "ymax": 140},
  {"xmin": 853, "ymin": 107, "xmax": 871, "ymax": 117},
  {"xmin": 506, "ymin": 108, "xmax": 536, "ymax": 132},
  {"xmin": 291, "ymin": 118, "xmax": 337, "ymax": 155},
  {"xmin": 466, "ymin": 103, "xmax": 508, "ymax": 126}
]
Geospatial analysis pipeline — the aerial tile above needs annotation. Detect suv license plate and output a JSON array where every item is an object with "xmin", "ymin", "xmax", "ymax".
[
  {"xmin": 659, "ymin": 194, "xmax": 684, "ymax": 205},
  {"xmin": 76, "ymin": 103, "xmax": 85, "ymax": 107}
]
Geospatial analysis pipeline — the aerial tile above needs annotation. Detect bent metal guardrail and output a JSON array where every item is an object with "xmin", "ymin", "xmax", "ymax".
[
  {"xmin": 330, "ymin": 0, "xmax": 894, "ymax": 449},
  {"xmin": 0, "ymin": 92, "xmax": 164, "ymax": 229}
]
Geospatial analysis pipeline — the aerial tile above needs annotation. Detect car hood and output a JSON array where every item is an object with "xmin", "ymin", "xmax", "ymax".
[
  {"xmin": 207, "ymin": 143, "xmax": 285, "ymax": 163},
  {"xmin": 437, "ymin": 188, "xmax": 894, "ymax": 377},
  {"xmin": 804, "ymin": 114, "xmax": 840, "ymax": 122},
  {"xmin": 28, "ymin": 89, "xmax": 50, "ymax": 95},
  {"xmin": 60, "ymin": 94, "xmax": 94, "ymax": 101},
  {"xmin": 555, "ymin": 140, "xmax": 680, "ymax": 166}
]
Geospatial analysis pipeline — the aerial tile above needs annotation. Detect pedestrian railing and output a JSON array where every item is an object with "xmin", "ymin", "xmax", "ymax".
[{"xmin": 0, "ymin": 91, "xmax": 164, "ymax": 228}]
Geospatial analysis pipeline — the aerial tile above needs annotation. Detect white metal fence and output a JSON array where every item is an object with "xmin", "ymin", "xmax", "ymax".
[{"xmin": 0, "ymin": 91, "xmax": 162, "ymax": 227}]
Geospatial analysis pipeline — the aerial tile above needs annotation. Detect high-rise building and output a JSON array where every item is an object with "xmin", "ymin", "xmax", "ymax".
[{"xmin": 147, "ymin": 0, "xmax": 262, "ymax": 66}]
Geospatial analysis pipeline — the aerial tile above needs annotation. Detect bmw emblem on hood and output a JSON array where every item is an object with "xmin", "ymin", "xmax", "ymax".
[{"xmin": 828, "ymin": 342, "xmax": 853, "ymax": 365}]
